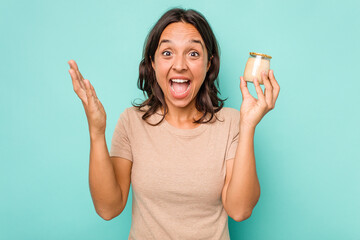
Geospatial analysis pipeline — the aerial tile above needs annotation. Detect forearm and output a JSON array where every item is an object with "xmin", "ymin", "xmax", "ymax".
[
  {"xmin": 89, "ymin": 134, "xmax": 122, "ymax": 219},
  {"xmin": 225, "ymin": 125, "xmax": 260, "ymax": 218}
]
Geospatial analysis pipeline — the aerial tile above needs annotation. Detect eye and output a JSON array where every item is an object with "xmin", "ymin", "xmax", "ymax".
[
  {"xmin": 189, "ymin": 51, "xmax": 200, "ymax": 57},
  {"xmin": 162, "ymin": 51, "xmax": 172, "ymax": 56}
]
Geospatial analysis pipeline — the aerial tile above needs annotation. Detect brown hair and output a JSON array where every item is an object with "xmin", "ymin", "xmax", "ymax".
[{"xmin": 131, "ymin": 8, "xmax": 227, "ymax": 126}]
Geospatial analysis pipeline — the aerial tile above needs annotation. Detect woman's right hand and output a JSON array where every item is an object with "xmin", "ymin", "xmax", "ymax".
[{"xmin": 68, "ymin": 60, "xmax": 107, "ymax": 138}]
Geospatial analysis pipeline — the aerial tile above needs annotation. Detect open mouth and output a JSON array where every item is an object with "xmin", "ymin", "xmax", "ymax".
[{"xmin": 169, "ymin": 79, "xmax": 191, "ymax": 94}]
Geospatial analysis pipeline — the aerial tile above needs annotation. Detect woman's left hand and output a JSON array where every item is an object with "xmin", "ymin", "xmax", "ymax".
[{"xmin": 239, "ymin": 70, "xmax": 280, "ymax": 129}]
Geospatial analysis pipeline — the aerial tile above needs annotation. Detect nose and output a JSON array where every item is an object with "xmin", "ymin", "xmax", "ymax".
[{"xmin": 172, "ymin": 54, "xmax": 188, "ymax": 72}]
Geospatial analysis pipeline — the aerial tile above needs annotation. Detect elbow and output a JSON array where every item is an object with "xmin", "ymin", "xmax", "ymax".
[
  {"xmin": 97, "ymin": 210, "xmax": 114, "ymax": 221},
  {"xmin": 224, "ymin": 201, "xmax": 256, "ymax": 222},
  {"xmin": 228, "ymin": 190, "xmax": 260, "ymax": 222},
  {"xmin": 95, "ymin": 201, "xmax": 125, "ymax": 221},
  {"xmin": 101, "ymin": 216, "xmax": 112, "ymax": 221},
  {"xmin": 231, "ymin": 209, "xmax": 253, "ymax": 222},
  {"xmin": 100, "ymin": 213, "xmax": 114, "ymax": 221},
  {"xmin": 96, "ymin": 209, "xmax": 121, "ymax": 221}
]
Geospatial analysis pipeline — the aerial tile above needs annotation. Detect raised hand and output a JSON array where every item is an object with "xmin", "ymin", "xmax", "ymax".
[
  {"xmin": 239, "ymin": 70, "xmax": 280, "ymax": 129},
  {"xmin": 68, "ymin": 60, "xmax": 107, "ymax": 138}
]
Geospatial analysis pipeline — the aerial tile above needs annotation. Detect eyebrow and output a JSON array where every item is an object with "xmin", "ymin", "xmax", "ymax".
[{"xmin": 158, "ymin": 39, "xmax": 204, "ymax": 50}]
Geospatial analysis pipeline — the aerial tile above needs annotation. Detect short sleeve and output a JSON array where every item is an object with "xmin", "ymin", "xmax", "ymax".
[
  {"xmin": 109, "ymin": 108, "xmax": 133, "ymax": 161},
  {"xmin": 225, "ymin": 109, "xmax": 240, "ymax": 161}
]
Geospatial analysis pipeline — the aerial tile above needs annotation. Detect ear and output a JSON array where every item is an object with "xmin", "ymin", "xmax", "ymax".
[{"xmin": 207, "ymin": 55, "xmax": 213, "ymax": 71}]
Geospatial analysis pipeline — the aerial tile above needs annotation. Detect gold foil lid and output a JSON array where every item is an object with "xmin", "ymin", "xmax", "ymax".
[{"xmin": 249, "ymin": 52, "xmax": 272, "ymax": 59}]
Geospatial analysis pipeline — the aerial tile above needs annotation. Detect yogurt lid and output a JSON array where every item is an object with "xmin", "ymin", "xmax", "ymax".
[{"xmin": 249, "ymin": 52, "xmax": 272, "ymax": 59}]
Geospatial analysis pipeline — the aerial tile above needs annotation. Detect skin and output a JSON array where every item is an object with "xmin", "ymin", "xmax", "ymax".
[
  {"xmin": 223, "ymin": 71, "xmax": 280, "ymax": 221},
  {"xmin": 68, "ymin": 21, "xmax": 280, "ymax": 222},
  {"xmin": 151, "ymin": 22, "xmax": 211, "ymax": 129},
  {"xmin": 153, "ymin": 22, "xmax": 281, "ymax": 221},
  {"xmin": 68, "ymin": 60, "xmax": 106, "ymax": 139}
]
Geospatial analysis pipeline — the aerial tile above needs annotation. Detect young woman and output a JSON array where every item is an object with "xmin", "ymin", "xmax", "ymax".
[{"xmin": 68, "ymin": 8, "xmax": 280, "ymax": 240}]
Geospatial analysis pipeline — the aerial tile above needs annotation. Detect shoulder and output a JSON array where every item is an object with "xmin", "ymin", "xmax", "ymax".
[
  {"xmin": 120, "ymin": 105, "xmax": 160, "ymax": 126},
  {"xmin": 117, "ymin": 106, "xmax": 141, "ymax": 124},
  {"xmin": 122, "ymin": 106, "xmax": 137, "ymax": 115},
  {"xmin": 216, "ymin": 107, "xmax": 240, "ymax": 121},
  {"xmin": 221, "ymin": 107, "xmax": 240, "ymax": 115}
]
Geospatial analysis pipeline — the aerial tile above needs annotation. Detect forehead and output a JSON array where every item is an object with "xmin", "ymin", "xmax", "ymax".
[{"xmin": 159, "ymin": 22, "xmax": 203, "ymax": 44}]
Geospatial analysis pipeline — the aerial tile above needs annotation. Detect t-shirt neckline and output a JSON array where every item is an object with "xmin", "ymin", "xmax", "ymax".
[
  {"xmin": 154, "ymin": 108, "xmax": 208, "ymax": 137},
  {"xmin": 162, "ymin": 117, "xmax": 207, "ymax": 137}
]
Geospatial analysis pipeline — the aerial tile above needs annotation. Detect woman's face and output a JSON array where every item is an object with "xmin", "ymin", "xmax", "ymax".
[{"xmin": 152, "ymin": 22, "xmax": 211, "ymax": 111}]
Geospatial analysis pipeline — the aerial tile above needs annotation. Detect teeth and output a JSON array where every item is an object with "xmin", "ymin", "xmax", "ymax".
[{"xmin": 171, "ymin": 79, "xmax": 190, "ymax": 83}]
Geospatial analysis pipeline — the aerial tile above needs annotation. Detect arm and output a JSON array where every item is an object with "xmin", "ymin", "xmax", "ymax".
[
  {"xmin": 89, "ymin": 134, "xmax": 123, "ymax": 220},
  {"xmin": 68, "ymin": 60, "xmax": 132, "ymax": 220},
  {"xmin": 223, "ymin": 125, "xmax": 260, "ymax": 222},
  {"xmin": 222, "ymin": 70, "xmax": 280, "ymax": 221}
]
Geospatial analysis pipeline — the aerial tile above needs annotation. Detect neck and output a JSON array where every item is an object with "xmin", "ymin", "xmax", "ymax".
[{"xmin": 160, "ymin": 102, "xmax": 203, "ymax": 128}]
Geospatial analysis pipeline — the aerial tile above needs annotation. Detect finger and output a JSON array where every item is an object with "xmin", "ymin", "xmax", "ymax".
[
  {"xmin": 68, "ymin": 59, "xmax": 81, "ymax": 72},
  {"xmin": 69, "ymin": 68, "xmax": 78, "ymax": 82},
  {"xmin": 253, "ymin": 77, "xmax": 266, "ymax": 102},
  {"xmin": 68, "ymin": 60, "xmax": 78, "ymax": 70},
  {"xmin": 67, "ymin": 60, "xmax": 81, "ymax": 78},
  {"xmin": 84, "ymin": 79, "xmax": 95, "ymax": 106},
  {"xmin": 69, "ymin": 68, "xmax": 82, "ymax": 92},
  {"xmin": 74, "ymin": 69, "xmax": 86, "ymax": 91},
  {"xmin": 73, "ymin": 62, "xmax": 84, "ymax": 81},
  {"xmin": 269, "ymin": 69, "xmax": 280, "ymax": 103},
  {"xmin": 239, "ymin": 76, "xmax": 252, "ymax": 99},
  {"xmin": 90, "ymin": 83, "xmax": 98, "ymax": 99},
  {"xmin": 79, "ymin": 71, "xmax": 85, "ymax": 81},
  {"xmin": 74, "ymin": 65, "xmax": 84, "ymax": 85},
  {"xmin": 68, "ymin": 60, "xmax": 86, "ymax": 89},
  {"xmin": 262, "ymin": 71, "xmax": 273, "ymax": 107}
]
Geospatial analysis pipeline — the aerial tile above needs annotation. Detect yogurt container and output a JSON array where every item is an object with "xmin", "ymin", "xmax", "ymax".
[{"xmin": 243, "ymin": 52, "xmax": 272, "ymax": 85}]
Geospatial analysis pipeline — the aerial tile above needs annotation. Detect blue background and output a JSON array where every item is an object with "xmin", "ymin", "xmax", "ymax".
[{"xmin": 1, "ymin": 0, "xmax": 359, "ymax": 239}]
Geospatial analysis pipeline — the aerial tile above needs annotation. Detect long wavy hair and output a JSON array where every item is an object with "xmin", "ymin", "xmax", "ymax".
[{"xmin": 131, "ymin": 8, "xmax": 227, "ymax": 126}]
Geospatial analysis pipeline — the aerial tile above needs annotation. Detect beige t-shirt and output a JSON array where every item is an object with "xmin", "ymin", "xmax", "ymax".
[{"xmin": 110, "ymin": 106, "xmax": 240, "ymax": 240}]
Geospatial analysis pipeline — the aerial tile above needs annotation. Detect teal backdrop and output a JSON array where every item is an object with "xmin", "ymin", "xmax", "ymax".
[{"xmin": 1, "ymin": 0, "xmax": 359, "ymax": 239}]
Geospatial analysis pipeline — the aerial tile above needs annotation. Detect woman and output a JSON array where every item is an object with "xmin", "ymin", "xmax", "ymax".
[{"xmin": 68, "ymin": 8, "xmax": 279, "ymax": 240}]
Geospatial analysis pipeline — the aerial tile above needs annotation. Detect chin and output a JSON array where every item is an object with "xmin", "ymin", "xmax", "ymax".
[{"xmin": 170, "ymin": 96, "xmax": 196, "ymax": 109}]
